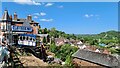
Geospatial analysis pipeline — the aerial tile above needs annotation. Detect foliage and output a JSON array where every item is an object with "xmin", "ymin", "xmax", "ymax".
[
  {"xmin": 49, "ymin": 44, "xmax": 78, "ymax": 66},
  {"xmin": 43, "ymin": 37, "xmax": 47, "ymax": 43},
  {"xmin": 109, "ymin": 48, "xmax": 120, "ymax": 55},
  {"xmin": 49, "ymin": 43, "xmax": 57, "ymax": 53},
  {"xmin": 38, "ymin": 28, "xmax": 48, "ymax": 34},
  {"xmin": 65, "ymin": 55, "xmax": 72, "ymax": 66},
  {"xmin": 39, "ymin": 27, "xmax": 119, "ymax": 55},
  {"xmin": 76, "ymin": 30, "xmax": 119, "ymax": 45}
]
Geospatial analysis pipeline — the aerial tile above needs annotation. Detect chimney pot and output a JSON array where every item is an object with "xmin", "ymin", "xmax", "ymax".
[
  {"xmin": 10, "ymin": 15, "xmax": 12, "ymax": 20},
  {"xmin": 27, "ymin": 15, "xmax": 32, "ymax": 21},
  {"xmin": 14, "ymin": 12, "xmax": 17, "ymax": 20}
]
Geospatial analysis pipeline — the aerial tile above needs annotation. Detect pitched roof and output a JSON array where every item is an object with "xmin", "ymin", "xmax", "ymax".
[
  {"xmin": 1, "ymin": 10, "xmax": 11, "ymax": 21},
  {"xmin": 22, "ymin": 20, "xmax": 31, "ymax": 27},
  {"xmin": 30, "ymin": 21, "xmax": 39, "ymax": 24},
  {"xmin": 72, "ymin": 49, "xmax": 120, "ymax": 67}
]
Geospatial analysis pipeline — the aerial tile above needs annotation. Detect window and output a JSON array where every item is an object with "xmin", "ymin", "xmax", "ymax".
[
  {"xmin": 30, "ymin": 37, "xmax": 32, "ymax": 40},
  {"xmin": 23, "ymin": 36, "xmax": 25, "ymax": 40},
  {"xmin": 20, "ymin": 36, "xmax": 22, "ymax": 40},
  {"xmin": 33, "ymin": 38, "xmax": 35, "ymax": 41},
  {"xmin": 26, "ymin": 37, "xmax": 29, "ymax": 40}
]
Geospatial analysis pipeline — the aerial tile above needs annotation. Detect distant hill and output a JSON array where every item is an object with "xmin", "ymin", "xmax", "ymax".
[
  {"xmin": 97, "ymin": 30, "xmax": 119, "ymax": 39},
  {"xmin": 76, "ymin": 30, "xmax": 119, "ymax": 40}
]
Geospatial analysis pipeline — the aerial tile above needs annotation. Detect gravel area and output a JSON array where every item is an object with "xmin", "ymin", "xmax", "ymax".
[{"xmin": 18, "ymin": 55, "xmax": 48, "ymax": 68}]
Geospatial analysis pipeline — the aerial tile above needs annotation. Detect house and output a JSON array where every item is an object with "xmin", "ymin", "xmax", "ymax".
[
  {"xmin": 72, "ymin": 49, "xmax": 120, "ymax": 67},
  {"xmin": 11, "ymin": 12, "xmax": 40, "ymax": 34},
  {"xmin": 78, "ymin": 44, "xmax": 87, "ymax": 49},
  {"xmin": 77, "ymin": 41, "xmax": 83, "ymax": 45},
  {"xmin": 81, "ymin": 45, "xmax": 111, "ymax": 54},
  {"xmin": 95, "ymin": 49, "xmax": 101, "ymax": 53},
  {"xmin": 55, "ymin": 38, "xmax": 65, "ymax": 46},
  {"xmin": 0, "ymin": 10, "xmax": 42, "ymax": 46},
  {"xmin": 70, "ymin": 39, "xmax": 76, "ymax": 44}
]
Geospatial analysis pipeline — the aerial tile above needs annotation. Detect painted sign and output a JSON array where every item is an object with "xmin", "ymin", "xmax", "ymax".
[{"xmin": 11, "ymin": 25, "xmax": 32, "ymax": 32}]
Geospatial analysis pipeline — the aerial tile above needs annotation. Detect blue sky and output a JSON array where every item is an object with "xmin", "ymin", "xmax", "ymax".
[{"xmin": 1, "ymin": 2, "xmax": 118, "ymax": 34}]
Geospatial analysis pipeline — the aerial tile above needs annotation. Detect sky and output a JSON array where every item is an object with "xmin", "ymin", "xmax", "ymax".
[{"xmin": 0, "ymin": 1, "xmax": 118, "ymax": 34}]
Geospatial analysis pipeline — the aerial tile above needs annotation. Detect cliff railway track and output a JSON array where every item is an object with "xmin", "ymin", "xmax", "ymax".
[{"xmin": 7, "ymin": 45, "xmax": 48, "ymax": 68}]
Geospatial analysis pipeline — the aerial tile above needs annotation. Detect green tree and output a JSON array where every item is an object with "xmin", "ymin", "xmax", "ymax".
[
  {"xmin": 43, "ymin": 37, "xmax": 46, "ymax": 43},
  {"xmin": 44, "ymin": 28, "xmax": 48, "ymax": 34},
  {"xmin": 65, "ymin": 55, "xmax": 72, "ymax": 66},
  {"xmin": 38, "ymin": 29, "xmax": 42, "ymax": 34},
  {"xmin": 49, "ymin": 43, "xmax": 57, "ymax": 53}
]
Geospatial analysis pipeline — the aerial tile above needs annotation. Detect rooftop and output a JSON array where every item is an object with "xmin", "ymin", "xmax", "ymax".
[
  {"xmin": 0, "ymin": 10, "xmax": 11, "ymax": 21},
  {"xmin": 72, "ymin": 49, "xmax": 120, "ymax": 67}
]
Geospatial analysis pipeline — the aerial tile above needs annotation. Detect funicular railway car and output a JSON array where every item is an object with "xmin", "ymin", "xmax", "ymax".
[{"xmin": 18, "ymin": 34, "xmax": 36, "ymax": 47}]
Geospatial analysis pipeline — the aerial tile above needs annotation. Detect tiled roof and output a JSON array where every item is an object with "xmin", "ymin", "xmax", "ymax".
[{"xmin": 72, "ymin": 49, "xmax": 120, "ymax": 67}]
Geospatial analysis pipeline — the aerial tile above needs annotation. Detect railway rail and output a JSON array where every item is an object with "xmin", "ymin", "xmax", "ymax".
[{"xmin": 6, "ymin": 45, "xmax": 48, "ymax": 68}]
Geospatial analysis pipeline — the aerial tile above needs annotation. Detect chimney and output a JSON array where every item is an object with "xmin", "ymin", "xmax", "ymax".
[
  {"xmin": 27, "ymin": 15, "xmax": 32, "ymax": 21},
  {"xmin": 10, "ymin": 15, "xmax": 12, "ymax": 20},
  {"xmin": 14, "ymin": 12, "xmax": 17, "ymax": 20}
]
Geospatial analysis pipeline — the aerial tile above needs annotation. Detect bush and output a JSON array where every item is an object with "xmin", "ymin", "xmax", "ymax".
[{"xmin": 49, "ymin": 44, "xmax": 78, "ymax": 66}]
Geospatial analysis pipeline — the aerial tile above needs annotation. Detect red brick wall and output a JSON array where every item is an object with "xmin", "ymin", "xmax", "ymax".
[{"xmin": 15, "ymin": 23, "xmax": 23, "ymax": 26}]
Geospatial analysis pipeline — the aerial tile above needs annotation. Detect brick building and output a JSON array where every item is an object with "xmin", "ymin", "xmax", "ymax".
[{"xmin": 0, "ymin": 10, "xmax": 48, "ymax": 46}]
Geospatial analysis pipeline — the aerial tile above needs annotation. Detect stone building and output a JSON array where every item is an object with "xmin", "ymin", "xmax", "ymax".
[{"xmin": 72, "ymin": 49, "xmax": 120, "ymax": 68}]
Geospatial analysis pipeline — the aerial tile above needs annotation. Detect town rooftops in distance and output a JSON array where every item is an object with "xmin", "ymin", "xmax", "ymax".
[{"xmin": 72, "ymin": 49, "xmax": 120, "ymax": 67}]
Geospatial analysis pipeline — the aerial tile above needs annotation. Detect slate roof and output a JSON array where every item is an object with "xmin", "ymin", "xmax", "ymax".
[
  {"xmin": 22, "ymin": 20, "xmax": 31, "ymax": 27},
  {"xmin": 0, "ymin": 10, "xmax": 11, "ymax": 21},
  {"xmin": 72, "ymin": 49, "xmax": 120, "ymax": 67}
]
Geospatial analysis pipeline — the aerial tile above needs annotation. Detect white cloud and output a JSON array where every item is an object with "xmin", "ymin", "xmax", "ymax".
[
  {"xmin": 90, "ymin": 14, "xmax": 93, "ymax": 17},
  {"xmin": 45, "ymin": 3, "xmax": 54, "ymax": 7},
  {"xmin": 40, "ymin": 19, "xmax": 53, "ymax": 22},
  {"xmin": 34, "ymin": 16, "xmax": 38, "ymax": 19},
  {"xmin": 33, "ymin": 12, "xmax": 46, "ymax": 16},
  {"xmin": 84, "ymin": 14, "xmax": 99, "ymax": 18},
  {"xmin": 14, "ymin": 0, "xmax": 41, "ymax": 5},
  {"xmin": 33, "ymin": 13, "xmax": 39, "ymax": 16},
  {"xmin": 84, "ymin": 14, "xmax": 100, "ymax": 20},
  {"xmin": 58, "ymin": 5, "xmax": 64, "ymax": 8},
  {"xmin": 84, "ymin": 14, "xmax": 90, "ymax": 18},
  {"xmin": 40, "ymin": 12, "xmax": 46, "ymax": 16}
]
